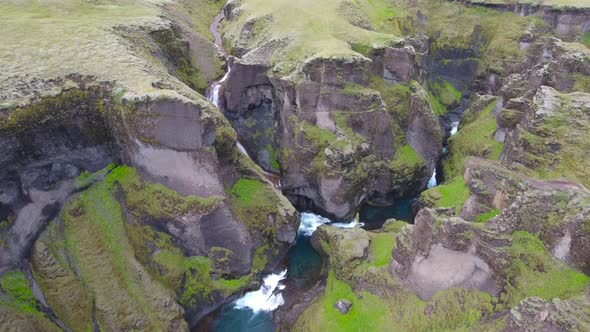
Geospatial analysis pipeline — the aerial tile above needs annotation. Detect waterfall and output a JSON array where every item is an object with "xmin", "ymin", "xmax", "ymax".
[
  {"xmin": 435, "ymin": 120, "xmax": 461, "ymax": 187},
  {"xmin": 450, "ymin": 121, "xmax": 459, "ymax": 136},
  {"xmin": 298, "ymin": 212, "xmax": 332, "ymax": 236},
  {"xmin": 207, "ymin": 66, "xmax": 231, "ymax": 108},
  {"xmin": 298, "ymin": 212, "xmax": 364, "ymax": 236},
  {"xmin": 236, "ymin": 142, "xmax": 251, "ymax": 159},
  {"xmin": 428, "ymin": 120, "xmax": 460, "ymax": 189},
  {"xmin": 234, "ymin": 270, "xmax": 288, "ymax": 313},
  {"xmin": 427, "ymin": 169, "xmax": 437, "ymax": 189},
  {"xmin": 231, "ymin": 212, "xmax": 363, "ymax": 314}
]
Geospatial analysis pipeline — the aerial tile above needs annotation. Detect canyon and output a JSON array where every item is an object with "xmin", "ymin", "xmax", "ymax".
[{"xmin": 1, "ymin": 0, "xmax": 590, "ymax": 331}]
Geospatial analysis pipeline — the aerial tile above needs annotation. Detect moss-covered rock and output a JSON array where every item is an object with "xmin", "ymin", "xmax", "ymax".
[
  {"xmin": 57, "ymin": 171, "xmax": 187, "ymax": 331},
  {"xmin": 502, "ymin": 86, "xmax": 590, "ymax": 188},
  {"xmin": 31, "ymin": 221, "xmax": 93, "ymax": 332},
  {"xmin": 0, "ymin": 305, "xmax": 59, "ymax": 332}
]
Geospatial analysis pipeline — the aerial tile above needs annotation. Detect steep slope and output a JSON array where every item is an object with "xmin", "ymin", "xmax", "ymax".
[{"xmin": 0, "ymin": 0, "xmax": 299, "ymax": 329}]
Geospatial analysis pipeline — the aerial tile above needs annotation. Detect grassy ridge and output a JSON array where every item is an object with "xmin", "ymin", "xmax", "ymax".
[
  {"xmin": 467, "ymin": 0, "xmax": 590, "ymax": 8},
  {"xmin": 0, "ymin": 0, "xmax": 224, "ymax": 107},
  {"xmin": 222, "ymin": 0, "xmax": 403, "ymax": 76}
]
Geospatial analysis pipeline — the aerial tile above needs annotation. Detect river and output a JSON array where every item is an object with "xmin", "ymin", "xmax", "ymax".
[
  {"xmin": 203, "ymin": 9, "xmax": 361, "ymax": 331},
  {"xmin": 200, "ymin": 6, "xmax": 461, "ymax": 331}
]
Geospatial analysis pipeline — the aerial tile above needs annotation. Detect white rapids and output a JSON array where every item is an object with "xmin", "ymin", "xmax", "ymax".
[
  {"xmin": 233, "ymin": 212, "xmax": 363, "ymax": 313},
  {"xmin": 427, "ymin": 169, "xmax": 437, "ymax": 188},
  {"xmin": 234, "ymin": 269, "xmax": 288, "ymax": 313},
  {"xmin": 298, "ymin": 212, "xmax": 363, "ymax": 236},
  {"xmin": 429, "ymin": 120, "xmax": 461, "ymax": 189},
  {"xmin": 450, "ymin": 121, "xmax": 459, "ymax": 136}
]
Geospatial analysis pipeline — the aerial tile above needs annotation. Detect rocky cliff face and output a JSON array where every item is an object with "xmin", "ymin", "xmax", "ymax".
[
  {"xmin": 287, "ymin": 157, "xmax": 590, "ymax": 331},
  {"xmin": 274, "ymin": 1, "xmax": 590, "ymax": 330},
  {"xmin": 0, "ymin": 0, "xmax": 298, "ymax": 330},
  {"xmin": 1, "ymin": 0, "xmax": 590, "ymax": 330},
  {"xmin": 220, "ymin": 1, "xmax": 446, "ymax": 219}
]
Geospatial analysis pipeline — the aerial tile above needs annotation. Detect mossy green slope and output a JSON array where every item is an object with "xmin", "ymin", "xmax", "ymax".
[
  {"xmin": 444, "ymin": 99, "xmax": 502, "ymax": 178},
  {"xmin": 299, "ymin": 220, "xmax": 590, "ymax": 331},
  {"xmin": 501, "ymin": 232, "xmax": 590, "ymax": 308},
  {"xmin": 0, "ymin": 305, "xmax": 60, "ymax": 332},
  {"xmin": 32, "ymin": 165, "xmax": 273, "ymax": 330},
  {"xmin": 506, "ymin": 88, "xmax": 590, "ymax": 188},
  {"xmin": 222, "ymin": 0, "xmax": 403, "ymax": 77},
  {"xmin": 0, "ymin": 0, "xmax": 223, "ymax": 108},
  {"xmin": 59, "ymin": 167, "xmax": 187, "ymax": 331},
  {"xmin": 391, "ymin": 0, "xmax": 543, "ymax": 73},
  {"xmin": 298, "ymin": 224, "xmax": 496, "ymax": 331},
  {"xmin": 467, "ymin": 0, "xmax": 590, "ymax": 9},
  {"xmin": 419, "ymin": 97, "xmax": 501, "ymax": 213}
]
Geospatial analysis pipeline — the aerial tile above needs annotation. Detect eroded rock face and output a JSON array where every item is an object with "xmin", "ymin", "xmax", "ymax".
[
  {"xmin": 311, "ymin": 225, "xmax": 370, "ymax": 279},
  {"xmin": 0, "ymin": 12, "xmax": 298, "ymax": 331},
  {"xmin": 224, "ymin": 52, "xmax": 441, "ymax": 219},
  {"xmin": 390, "ymin": 208, "xmax": 496, "ymax": 300},
  {"xmin": 504, "ymin": 296, "xmax": 590, "ymax": 332},
  {"xmin": 0, "ymin": 87, "xmax": 117, "ymax": 274},
  {"xmin": 371, "ymin": 46, "xmax": 416, "ymax": 83},
  {"xmin": 462, "ymin": 157, "xmax": 590, "ymax": 275},
  {"xmin": 0, "ymin": 87, "xmax": 299, "ymax": 329},
  {"xmin": 406, "ymin": 84, "xmax": 443, "ymax": 172},
  {"xmin": 501, "ymin": 86, "xmax": 590, "ymax": 190},
  {"xmin": 406, "ymin": 244, "xmax": 492, "ymax": 300},
  {"xmin": 465, "ymin": 2, "xmax": 590, "ymax": 38}
]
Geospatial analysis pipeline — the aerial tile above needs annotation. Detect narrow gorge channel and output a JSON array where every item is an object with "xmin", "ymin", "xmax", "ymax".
[
  {"xmin": 3, "ymin": 0, "xmax": 590, "ymax": 331},
  {"xmin": 198, "ymin": 8, "xmax": 373, "ymax": 331},
  {"xmin": 198, "ymin": 7, "xmax": 463, "ymax": 330}
]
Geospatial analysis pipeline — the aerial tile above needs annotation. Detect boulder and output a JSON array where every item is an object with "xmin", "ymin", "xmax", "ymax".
[{"xmin": 334, "ymin": 299, "xmax": 352, "ymax": 314}]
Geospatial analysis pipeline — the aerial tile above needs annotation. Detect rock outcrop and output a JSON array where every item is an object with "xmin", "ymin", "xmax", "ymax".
[
  {"xmin": 220, "ymin": 1, "xmax": 445, "ymax": 219},
  {"xmin": 289, "ymin": 153, "xmax": 590, "ymax": 330},
  {"xmin": 391, "ymin": 208, "xmax": 496, "ymax": 300},
  {"xmin": 0, "ymin": 0, "xmax": 298, "ymax": 329}
]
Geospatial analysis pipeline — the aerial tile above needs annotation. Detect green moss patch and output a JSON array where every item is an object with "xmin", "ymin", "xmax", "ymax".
[
  {"xmin": 0, "ymin": 87, "xmax": 111, "ymax": 136},
  {"xmin": 475, "ymin": 209, "xmax": 500, "ymax": 223},
  {"xmin": 222, "ymin": 0, "xmax": 403, "ymax": 76},
  {"xmin": 301, "ymin": 121, "xmax": 337, "ymax": 147},
  {"xmin": 295, "ymin": 270, "xmax": 495, "ymax": 331},
  {"xmin": 180, "ymin": 256, "xmax": 249, "ymax": 306},
  {"xmin": 229, "ymin": 178, "xmax": 281, "ymax": 236},
  {"xmin": 444, "ymin": 99, "xmax": 501, "ymax": 178},
  {"xmin": 391, "ymin": 144, "xmax": 423, "ymax": 168},
  {"xmin": 0, "ymin": 271, "xmax": 39, "ymax": 315},
  {"xmin": 112, "ymin": 166, "xmax": 223, "ymax": 219},
  {"xmin": 368, "ymin": 232, "xmax": 397, "ymax": 267},
  {"xmin": 574, "ymin": 74, "xmax": 590, "ymax": 93},
  {"xmin": 369, "ymin": 77, "xmax": 411, "ymax": 133},
  {"xmin": 501, "ymin": 231, "xmax": 590, "ymax": 307},
  {"xmin": 421, "ymin": 176, "xmax": 471, "ymax": 214},
  {"xmin": 431, "ymin": 79, "xmax": 462, "ymax": 107}
]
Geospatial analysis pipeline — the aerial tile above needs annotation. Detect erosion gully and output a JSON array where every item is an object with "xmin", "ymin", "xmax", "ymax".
[{"xmin": 195, "ymin": 9, "xmax": 460, "ymax": 332}]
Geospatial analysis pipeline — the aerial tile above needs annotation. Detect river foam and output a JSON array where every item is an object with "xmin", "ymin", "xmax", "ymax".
[
  {"xmin": 234, "ymin": 269, "xmax": 288, "ymax": 313},
  {"xmin": 231, "ymin": 212, "xmax": 363, "ymax": 314}
]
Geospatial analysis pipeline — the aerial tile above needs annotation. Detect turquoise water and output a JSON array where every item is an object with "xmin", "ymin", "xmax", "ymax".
[
  {"xmin": 211, "ymin": 307, "xmax": 274, "ymax": 332},
  {"xmin": 207, "ymin": 213, "xmax": 328, "ymax": 332},
  {"xmin": 200, "ymin": 201, "xmax": 416, "ymax": 330},
  {"xmin": 287, "ymin": 234, "xmax": 322, "ymax": 288},
  {"xmin": 360, "ymin": 196, "xmax": 417, "ymax": 230}
]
